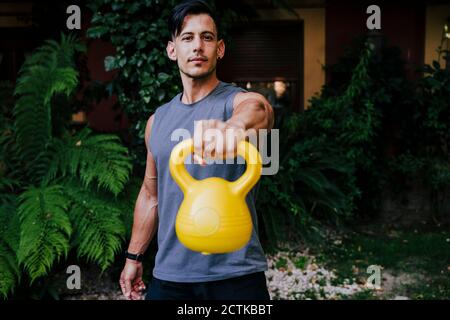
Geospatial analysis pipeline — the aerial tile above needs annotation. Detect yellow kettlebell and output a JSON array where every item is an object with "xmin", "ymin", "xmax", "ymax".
[{"xmin": 169, "ymin": 138, "xmax": 262, "ymax": 255}]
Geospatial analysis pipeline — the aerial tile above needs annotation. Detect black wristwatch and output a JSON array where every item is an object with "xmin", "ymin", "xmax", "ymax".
[{"xmin": 125, "ymin": 250, "xmax": 144, "ymax": 262}]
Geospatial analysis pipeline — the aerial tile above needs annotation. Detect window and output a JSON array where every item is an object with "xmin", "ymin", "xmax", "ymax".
[
  {"xmin": 233, "ymin": 80, "xmax": 294, "ymax": 129},
  {"xmin": 218, "ymin": 21, "xmax": 303, "ymax": 127}
]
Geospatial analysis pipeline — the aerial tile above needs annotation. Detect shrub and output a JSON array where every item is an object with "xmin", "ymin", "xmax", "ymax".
[{"xmin": 0, "ymin": 34, "xmax": 138, "ymax": 299}]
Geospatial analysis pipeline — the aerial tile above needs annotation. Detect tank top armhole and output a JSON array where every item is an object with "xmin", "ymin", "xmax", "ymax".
[
  {"xmin": 224, "ymin": 87, "xmax": 247, "ymax": 121},
  {"xmin": 148, "ymin": 110, "xmax": 158, "ymax": 156}
]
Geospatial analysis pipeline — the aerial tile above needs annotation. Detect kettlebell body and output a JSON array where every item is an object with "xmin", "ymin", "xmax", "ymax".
[{"xmin": 169, "ymin": 138, "xmax": 262, "ymax": 254}]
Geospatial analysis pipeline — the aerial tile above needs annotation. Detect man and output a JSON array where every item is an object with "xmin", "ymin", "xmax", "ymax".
[{"xmin": 119, "ymin": 0, "xmax": 274, "ymax": 300}]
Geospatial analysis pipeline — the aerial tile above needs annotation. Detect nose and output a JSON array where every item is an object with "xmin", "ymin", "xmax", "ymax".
[{"xmin": 193, "ymin": 35, "xmax": 203, "ymax": 53}]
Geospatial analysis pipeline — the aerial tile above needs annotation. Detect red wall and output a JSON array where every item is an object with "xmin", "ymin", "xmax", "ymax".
[
  {"xmin": 80, "ymin": 12, "xmax": 130, "ymax": 133},
  {"xmin": 326, "ymin": 1, "xmax": 425, "ymax": 79}
]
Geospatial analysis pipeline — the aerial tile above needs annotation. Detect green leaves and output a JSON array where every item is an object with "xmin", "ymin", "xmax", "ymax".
[
  {"xmin": 87, "ymin": 0, "xmax": 180, "ymax": 170},
  {"xmin": 64, "ymin": 182, "xmax": 125, "ymax": 271},
  {"xmin": 44, "ymin": 128, "xmax": 132, "ymax": 196},
  {"xmin": 257, "ymin": 42, "xmax": 377, "ymax": 246},
  {"xmin": 0, "ymin": 34, "xmax": 134, "ymax": 298},
  {"xmin": 0, "ymin": 244, "xmax": 19, "ymax": 299},
  {"xmin": 13, "ymin": 34, "xmax": 84, "ymax": 182},
  {"xmin": 0, "ymin": 198, "xmax": 20, "ymax": 298},
  {"xmin": 86, "ymin": 25, "xmax": 109, "ymax": 39},
  {"xmin": 157, "ymin": 72, "xmax": 170, "ymax": 82},
  {"xmin": 17, "ymin": 185, "xmax": 72, "ymax": 282},
  {"xmin": 104, "ymin": 55, "xmax": 117, "ymax": 71}
]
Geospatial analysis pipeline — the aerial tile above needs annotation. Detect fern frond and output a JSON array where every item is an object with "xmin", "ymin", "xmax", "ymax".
[
  {"xmin": 17, "ymin": 185, "xmax": 72, "ymax": 282},
  {"xmin": 0, "ymin": 178, "xmax": 21, "ymax": 194},
  {"xmin": 44, "ymin": 127, "xmax": 132, "ymax": 195},
  {"xmin": 0, "ymin": 198, "xmax": 20, "ymax": 299},
  {"xmin": 63, "ymin": 181, "xmax": 125, "ymax": 270},
  {"xmin": 1, "ymin": 113, "xmax": 26, "ymax": 186},
  {"xmin": 0, "ymin": 244, "xmax": 19, "ymax": 299},
  {"xmin": 12, "ymin": 34, "xmax": 83, "ymax": 182}
]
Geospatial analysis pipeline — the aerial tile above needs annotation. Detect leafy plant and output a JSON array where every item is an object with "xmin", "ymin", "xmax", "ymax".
[
  {"xmin": 396, "ymin": 59, "xmax": 450, "ymax": 221},
  {"xmin": 258, "ymin": 42, "xmax": 376, "ymax": 247},
  {"xmin": 324, "ymin": 36, "xmax": 450, "ymax": 224},
  {"xmin": 0, "ymin": 34, "xmax": 137, "ymax": 299}
]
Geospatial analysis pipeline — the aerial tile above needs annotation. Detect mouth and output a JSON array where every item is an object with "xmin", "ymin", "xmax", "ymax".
[{"xmin": 189, "ymin": 57, "xmax": 207, "ymax": 63}]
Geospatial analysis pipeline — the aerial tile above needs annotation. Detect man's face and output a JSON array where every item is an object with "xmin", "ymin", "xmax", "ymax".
[{"xmin": 167, "ymin": 13, "xmax": 224, "ymax": 79}]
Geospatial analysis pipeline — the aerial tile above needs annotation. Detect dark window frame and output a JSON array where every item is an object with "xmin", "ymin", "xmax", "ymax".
[{"xmin": 218, "ymin": 20, "xmax": 304, "ymax": 112}]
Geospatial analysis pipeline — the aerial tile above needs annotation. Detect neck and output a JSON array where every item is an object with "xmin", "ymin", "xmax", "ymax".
[{"xmin": 180, "ymin": 73, "xmax": 220, "ymax": 104}]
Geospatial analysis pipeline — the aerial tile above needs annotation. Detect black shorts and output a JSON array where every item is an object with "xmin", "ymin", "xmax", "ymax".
[{"xmin": 145, "ymin": 271, "xmax": 270, "ymax": 300}]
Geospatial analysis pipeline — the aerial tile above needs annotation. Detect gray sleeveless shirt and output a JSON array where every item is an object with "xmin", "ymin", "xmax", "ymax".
[{"xmin": 149, "ymin": 81, "xmax": 268, "ymax": 282}]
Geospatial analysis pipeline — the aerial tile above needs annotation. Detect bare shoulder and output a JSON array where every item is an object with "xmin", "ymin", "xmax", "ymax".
[{"xmin": 233, "ymin": 91, "xmax": 270, "ymax": 108}]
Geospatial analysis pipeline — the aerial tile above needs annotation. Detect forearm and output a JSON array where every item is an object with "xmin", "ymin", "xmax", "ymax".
[
  {"xmin": 127, "ymin": 186, "xmax": 158, "ymax": 254},
  {"xmin": 226, "ymin": 98, "xmax": 274, "ymax": 132}
]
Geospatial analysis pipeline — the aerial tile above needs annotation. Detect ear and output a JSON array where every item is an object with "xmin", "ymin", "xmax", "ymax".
[
  {"xmin": 166, "ymin": 40, "xmax": 177, "ymax": 61},
  {"xmin": 217, "ymin": 39, "xmax": 225, "ymax": 60}
]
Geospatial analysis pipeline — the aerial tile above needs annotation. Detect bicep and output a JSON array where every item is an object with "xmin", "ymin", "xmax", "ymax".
[
  {"xmin": 233, "ymin": 92, "xmax": 269, "ymax": 109},
  {"xmin": 232, "ymin": 92, "xmax": 274, "ymax": 130}
]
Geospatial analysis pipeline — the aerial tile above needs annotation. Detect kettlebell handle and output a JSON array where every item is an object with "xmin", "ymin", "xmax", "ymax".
[{"xmin": 169, "ymin": 138, "xmax": 262, "ymax": 196}]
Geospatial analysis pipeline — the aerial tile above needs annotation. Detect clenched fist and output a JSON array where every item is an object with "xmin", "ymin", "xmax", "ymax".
[
  {"xmin": 119, "ymin": 260, "xmax": 146, "ymax": 300},
  {"xmin": 193, "ymin": 119, "xmax": 247, "ymax": 165}
]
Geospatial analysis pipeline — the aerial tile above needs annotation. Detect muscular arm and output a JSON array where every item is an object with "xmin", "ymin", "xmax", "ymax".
[
  {"xmin": 127, "ymin": 114, "xmax": 159, "ymax": 255},
  {"xmin": 226, "ymin": 91, "xmax": 274, "ymax": 132},
  {"xmin": 193, "ymin": 91, "xmax": 274, "ymax": 163}
]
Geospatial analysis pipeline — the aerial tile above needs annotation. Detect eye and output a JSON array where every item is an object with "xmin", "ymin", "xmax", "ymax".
[
  {"xmin": 203, "ymin": 35, "xmax": 213, "ymax": 41},
  {"xmin": 182, "ymin": 36, "xmax": 193, "ymax": 41}
]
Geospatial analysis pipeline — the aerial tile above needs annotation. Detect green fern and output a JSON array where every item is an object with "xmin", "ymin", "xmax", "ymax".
[
  {"xmin": 0, "ymin": 198, "xmax": 20, "ymax": 298},
  {"xmin": 17, "ymin": 185, "xmax": 72, "ymax": 282},
  {"xmin": 63, "ymin": 181, "xmax": 125, "ymax": 270},
  {"xmin": 13, "ymin": 34, "xmax": 85, "ymax": 182},
  {"xmin": 44, "ymin": 128, "xmax": 132, "ymax": 196},
  {"xmin": 0, "ymin": 84, "xmax": 25, "ymax": 193},
  {"xmin": 2, "ymin": 34, "xmax": 133, "ymax": 298},
  {"xmin": 0, "ymin": 245, "xmax": 18, "ymax": 299}
]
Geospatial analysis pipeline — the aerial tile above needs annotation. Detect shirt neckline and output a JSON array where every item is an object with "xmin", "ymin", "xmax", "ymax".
[{"xmin": 177, "ymin": 81, "xmax": 223, "ymax": 108}]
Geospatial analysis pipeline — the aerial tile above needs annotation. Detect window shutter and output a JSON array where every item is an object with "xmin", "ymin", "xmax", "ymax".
[{"xmin": 218, "ymin": 22, "xmax": 303, "ymax": 82}]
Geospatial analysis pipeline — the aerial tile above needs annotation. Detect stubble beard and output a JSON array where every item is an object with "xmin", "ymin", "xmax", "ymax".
[{"xmin": 180, "ymin": 62, "xmax": 217, "ymax": 80}]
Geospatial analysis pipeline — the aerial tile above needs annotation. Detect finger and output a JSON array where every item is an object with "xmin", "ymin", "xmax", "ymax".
[
  {"xmin": 130, "ymin": 290, "xmax": 142, "ymax": 300},
  {"xmin": 124, "ymin": 278, "xmax": 132, "ymax": 300},
  {"xmin": 193, "ymin": 120, "xmax": 205, "ymax": 160},
  {"xmin": 193, "ymin": 153, "xmax": 206, "ymax": 166},
  {"xmin": 203, "ymin": 137, "xmax": 217, "ymax": 161},
  {"xmin": 133, "ymin": 281, "xmax": 146, "ymax": 292},
  {"xmin": 132, "ymin": 277, "xmax": 144, "ymax": 287},
  {"xmin": 223, "ymin": 129, "xmax": 239, "ymax": 160},
  {"xmin": 202, "ymin": 120, "xmax": 218, "ymax": 159},
  {"xmin": 215, "ymin": 131, "xmax": 228, "ymax": 159},
  {"xmin": 225, "ymin": 137, "xmax": 238, "ymax": 159},
  {"xmin": 119, "ymin": 279, "xmax": 127, "ymax": 296}
]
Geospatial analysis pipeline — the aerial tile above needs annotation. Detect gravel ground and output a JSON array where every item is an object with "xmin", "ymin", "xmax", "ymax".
[
  {"xmin": 62, "ymin": 251, "xmax": 369, "ymax": 300},
  {"xmin": 265, "ymin": 251, "xmax": 365, "ymax": 300}
]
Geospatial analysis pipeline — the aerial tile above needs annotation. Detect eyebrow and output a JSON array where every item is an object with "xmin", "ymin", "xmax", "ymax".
[{"xmin": 179, "ymin": 31, "xmax": 215, "ymax": 37}]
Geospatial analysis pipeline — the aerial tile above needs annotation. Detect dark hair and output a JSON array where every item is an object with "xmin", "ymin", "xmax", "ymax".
[{"xmin": 168, "ymin": 0, "xmax": 220, "ymax": 40}]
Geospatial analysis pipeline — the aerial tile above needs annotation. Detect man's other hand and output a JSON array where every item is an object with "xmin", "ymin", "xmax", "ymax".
[{"xmin": 119, "ymin": 260, "xmax": 146, "ymax": 300}]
